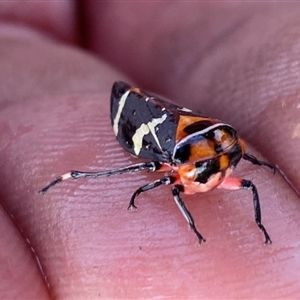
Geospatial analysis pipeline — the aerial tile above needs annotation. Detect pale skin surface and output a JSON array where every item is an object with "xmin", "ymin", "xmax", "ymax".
[{"xmin": 0, "ymin": 2, "xmax": 300, "ymax": 299}]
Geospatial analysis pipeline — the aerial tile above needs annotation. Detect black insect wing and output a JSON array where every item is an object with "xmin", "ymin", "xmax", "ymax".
[{"xmin": 110, "ymin": 82, "xmax": 179, "ymax": 162}]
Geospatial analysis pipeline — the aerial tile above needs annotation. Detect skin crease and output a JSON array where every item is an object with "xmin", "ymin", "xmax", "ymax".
[{"xmin": 0, "ymin": 2, "xmax": 300, "ymax": 300}]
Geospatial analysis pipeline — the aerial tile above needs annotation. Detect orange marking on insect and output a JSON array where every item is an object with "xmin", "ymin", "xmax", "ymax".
[
  {"xmin": 188, "ymin": 139, "xmax": 217, "ymax": 162},
  {"xmin": 238, "ymin": 139, "xmax": 246, "ymax": 155},
  {"xmin": 182, "ymin": 172, "xmax": 224, "ymax": 194},
  {"xmin": 176, "ymin": 116, "xmax": 217, "ymax": 141},
  {"xmin": 219, "ymin": 154, "xmax": 230, "ymax": 170}
]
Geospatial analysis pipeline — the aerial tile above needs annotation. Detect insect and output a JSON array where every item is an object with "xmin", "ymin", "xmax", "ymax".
[{"xmin": 40, "ymin": 81, "xmax": 276, "ymax": 244}]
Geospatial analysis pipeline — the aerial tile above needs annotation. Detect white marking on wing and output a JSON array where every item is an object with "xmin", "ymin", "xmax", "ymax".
[
  {"xmin": 113, "ymin": 90, "xmax": 130, "ymax": 136},
  {"xmin": 178, "ymin": 107, "xmax": 192, "ymax": 112},
  {"xmin": 132, "ymin": 114, "xmax": 167, "ymax": 155}
]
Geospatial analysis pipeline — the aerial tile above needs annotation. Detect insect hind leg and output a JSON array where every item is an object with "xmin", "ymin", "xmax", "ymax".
[
  {"xmin": 39, "ymin": 161, "xmax": 162, "ymax": 194},
  {"xmin": 218, "ymin": 177, "xmax": 272, "ymax": 244},
  {"xmin": 241, "ymin": 179, "xmax": 272, "ymax": 244}
]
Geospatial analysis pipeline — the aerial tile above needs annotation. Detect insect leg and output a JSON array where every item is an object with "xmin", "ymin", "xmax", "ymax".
[
  {"xmin": 243, "ymin": 153, "xmax": 276, "ymax": 174},
  {"xmin": 218, "ymin": 177, "xmax": 272, "ymax": 244},
  {"xmin": 39, "ymin": 161, "xmax": 162, "ymax": 194},
  {"xmin": 128, "ymin": 176, "xmax": 174, "ymax": 209},
  {"xmin": 172, "ymin": 185, "xmax": 206, "ymax": 244},
  {"xmin": 241, "ymin": 179, "xmax": 272, "ymax": 244}
]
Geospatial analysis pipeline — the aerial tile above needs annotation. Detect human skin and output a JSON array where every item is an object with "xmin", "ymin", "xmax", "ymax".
[{"xmin": 0, "ymin": 3, "xmax": 300, "ymax": 299}]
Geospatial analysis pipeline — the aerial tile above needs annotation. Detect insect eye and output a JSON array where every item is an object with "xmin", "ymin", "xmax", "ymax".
[
  {"xmin": 204, "ymin": 131, "xmax": 214, "ymax": 139},
  {"xmin": 215, "ymin": 144, "xmax": 223, "ymax": 153}
]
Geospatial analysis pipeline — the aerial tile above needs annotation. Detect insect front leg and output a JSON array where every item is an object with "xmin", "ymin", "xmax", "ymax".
[
  {"xmin": 128, "ymin": 178, "xmax": 205, "ymax": 244},
  {"xmin": 39, "ymin": 161, "xmax": 162, "ymax": 194},
  {"xmin": 128, "ymin": 175, "xmax": 175, "ymax": 209},
  {"xmin": 218, "ymin": 177, "xmax": 272, "ymax": 244},
  {"xmin": 172, "ymin": 185, "xmax": 206, "ymax": 244},
  {"xmin": 243, "ymin": 153, "xmax": 276, "ymax": 174}
]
